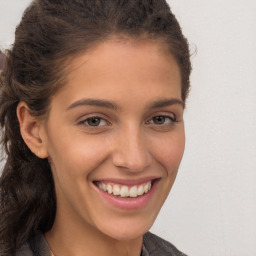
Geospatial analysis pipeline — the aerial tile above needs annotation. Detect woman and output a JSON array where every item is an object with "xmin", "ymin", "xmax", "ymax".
[{"xmin": 0, "ymin": 0, "xmax": 191, "ymax": 255}]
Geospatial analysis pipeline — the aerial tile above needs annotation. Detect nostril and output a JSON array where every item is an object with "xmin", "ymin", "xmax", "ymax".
[
  {"xmin": 112, "ymin": 131, "xmax": 152, "ymax": 171},
  {"xmin": 112, "ymin": 151, "xmax": 152, "ymax": 172}
]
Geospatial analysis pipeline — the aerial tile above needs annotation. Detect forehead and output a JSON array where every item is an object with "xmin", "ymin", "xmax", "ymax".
[
  {"xmin": 50, "ymin": 39, "xmax": 182, "ymax": 111},
  {"xmin": 69, "ymin": 39, "xmax": 180, "ymax": 83},
  {"xmin": 70, "ymin": 38, "xmax": 177, "ymax": 72}
]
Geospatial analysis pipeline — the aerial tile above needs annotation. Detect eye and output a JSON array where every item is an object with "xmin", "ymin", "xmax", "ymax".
[
  {"xmin": 146, "ymin": 115, "xmax": 176, "ymax": 125},
  {"xmin": 82, "ymin": 117, "xmax": 109, "ymax": 127},
  {"xmin": 153, "ymin": 116, "xmax": 167, "ymax": 125}
]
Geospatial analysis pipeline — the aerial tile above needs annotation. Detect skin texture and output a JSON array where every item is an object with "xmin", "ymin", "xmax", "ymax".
[{"xmin": 17, "ymin": 39, "xmax": 185, "ymax": 256}]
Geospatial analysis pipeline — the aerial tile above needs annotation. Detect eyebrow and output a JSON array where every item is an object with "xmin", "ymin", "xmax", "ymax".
[
  {"xmin": 147, "ymin": 98, "xmax": 184, "ymax": 110},
  {"xmin": 66, "ymin": 97, "xmax": 184, "ymax": 111},
  {"xmin": 66, "ymin": 98, "xmax": 119, "ymax": 111}
]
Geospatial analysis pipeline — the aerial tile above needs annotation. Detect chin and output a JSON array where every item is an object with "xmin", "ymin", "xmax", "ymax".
[{"xmin": 95, "ymin": 215, "xmax": 155, "ymax": 241}]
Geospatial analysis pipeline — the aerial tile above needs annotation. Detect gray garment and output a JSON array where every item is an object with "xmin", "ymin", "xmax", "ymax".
[
  {"xmin": 142, "ymin": 232, "xmax": 187, "ymax": 256},
  {"xmin": 16, "ymin": 232, "xmax": 187, "ymax": 256}
]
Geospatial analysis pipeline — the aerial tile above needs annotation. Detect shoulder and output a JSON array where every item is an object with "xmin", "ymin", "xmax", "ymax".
[
  {"xmin": 15, "ymin": 242, "xmax": 34, "ymax": 256},
  {"xmin": 143, "ymin": 232, "xmax": 188, "ymax": 256},
  {"xmin": 16, "ymin": 232, "xmax": 52, "ymax": 256}
]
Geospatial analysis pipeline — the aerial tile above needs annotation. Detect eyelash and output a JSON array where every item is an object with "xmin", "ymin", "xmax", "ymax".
[
  {"xmin": 79, "ymin": 115, "xmax": 176, "ymax": 129},
  {"xmin": 79, "ymin": 116, "xmax": 110, "ymax": 128},
  {"xmin": 146, "ymin": 115, "xmax": 176, "ymax": 125}
]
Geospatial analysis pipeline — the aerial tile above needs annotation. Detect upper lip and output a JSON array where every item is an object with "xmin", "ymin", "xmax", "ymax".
[{"xmin": 93, "ymin": 176, "xmax": 160, "ymax": 186}]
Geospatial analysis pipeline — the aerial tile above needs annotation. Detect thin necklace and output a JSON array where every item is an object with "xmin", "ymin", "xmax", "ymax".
[{"xmin": 49, "ymin": 248, "xmax": 55, "ymax": 256}]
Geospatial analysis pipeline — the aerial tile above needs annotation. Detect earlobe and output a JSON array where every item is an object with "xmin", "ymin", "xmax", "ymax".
[{"xmin": 16, "ymin": 102, "xmax": 48, "ymax": 159}]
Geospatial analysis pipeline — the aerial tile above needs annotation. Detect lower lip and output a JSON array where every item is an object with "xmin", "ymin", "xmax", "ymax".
[{"xmin": 94, "ymin": 180, "xmax": 159, "ymax": 210}]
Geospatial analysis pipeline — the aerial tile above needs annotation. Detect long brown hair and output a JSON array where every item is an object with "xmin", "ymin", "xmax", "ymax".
[
  {"xmin": 0, "ymin": 51, "xmax": 6, "ymax": 71},
  {"xmin": 0, "ymin": 0, "xmax": 191, "ymax": 254}
]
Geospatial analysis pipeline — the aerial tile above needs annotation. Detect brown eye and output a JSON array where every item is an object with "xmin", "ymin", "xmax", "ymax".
[
  {"xmin": 86, "ymin": 117, "xmax": 102, "ymax": 126},
  {"xmin": 147, "ymin": 115, "xmax": 176, "ymax": 126},
  {"xmin": 152, "ymin": 116, "xmax": 166, "ymax": 125}
]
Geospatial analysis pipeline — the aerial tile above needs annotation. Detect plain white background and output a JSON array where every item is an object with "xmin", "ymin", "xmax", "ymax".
[{"xmin": 0, "ymin": 1, "xmax": 256, "ymax": 255}]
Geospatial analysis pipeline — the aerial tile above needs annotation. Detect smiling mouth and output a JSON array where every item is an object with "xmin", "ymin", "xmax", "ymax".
[{"xmin": 94, "ymin": 180, "xmax": 154, "ymax": 198}]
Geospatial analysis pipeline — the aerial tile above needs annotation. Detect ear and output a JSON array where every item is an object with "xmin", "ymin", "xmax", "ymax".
[{"xmin": 17, "ymin": 102, "xmax": 48, "ymax": 159}]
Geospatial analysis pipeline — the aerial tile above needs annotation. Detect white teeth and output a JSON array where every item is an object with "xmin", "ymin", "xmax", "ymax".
[
  {"xmin": 129, "ymin": 186, "xmax": 138, "ymax": 198},
  {"xmin": 102, "ymin": 183, "xmax": 107, "ymax": 192},
  {"xmin": 144, "ymin": 184, "xmax": 149, "ymax": 193},
  {"xmin": 113, "ymin": 184, "xmax": 120, "ymax": 196},
  {"xmin": 120, "ymin": 186, "xmax": 129, "ymax": 197},
  {"xmin": 97, "ymin": 181, "xmax": 153, "ymax": 198},
  {"xmin": 137, "ymin": 185, "xmax": 144, "ymax": 196},
  {"xmin": 107, "ymin": 184, "xmax": 112, "ymax": 194}
]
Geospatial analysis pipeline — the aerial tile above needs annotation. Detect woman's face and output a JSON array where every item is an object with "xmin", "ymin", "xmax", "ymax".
[{"xmin": 41, "ymin": 39, "xmax": 185, "ymax": 240}]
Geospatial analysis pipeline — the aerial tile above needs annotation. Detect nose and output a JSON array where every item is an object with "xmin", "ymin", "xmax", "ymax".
[{"xmin": 112, "ymin": 126, "xmax": 152, "ymax": 172}]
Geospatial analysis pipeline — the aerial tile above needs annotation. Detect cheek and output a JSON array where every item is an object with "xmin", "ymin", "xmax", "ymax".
[
  {"xmin": 151, "ymin": 131, "xmax": 185, "ymax": 174},
  {"xmin": 47, "ymin": 133, "xmax": 111, "ymax": 178}
]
